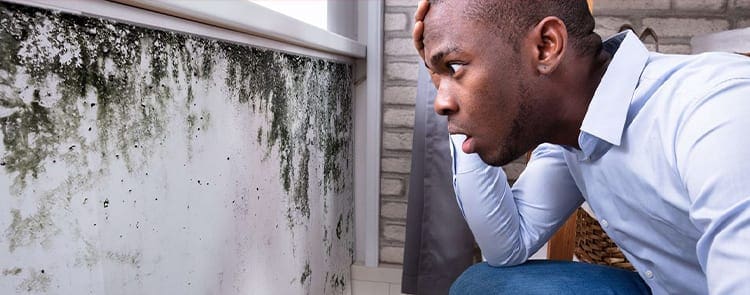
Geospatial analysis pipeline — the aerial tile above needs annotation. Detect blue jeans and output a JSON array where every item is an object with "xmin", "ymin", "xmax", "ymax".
[{"xmin": 450, "ymin": 260, "xmax": 651, "ymax": 295}]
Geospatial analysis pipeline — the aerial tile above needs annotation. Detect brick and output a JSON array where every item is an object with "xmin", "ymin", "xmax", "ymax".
[
  {"xmin": 674, "ymin": 0, "xmax": 724, "ymax": 10},
  {"xmin": 381, "ymin": 178, "xmax": 404, "ymax": 196},
  {"xmin": 731, "ymin": 0, "xmax": 750, "ymax": 9},
  {"xmin": 594, "ymin": 17, "xmax": 632, "ymax": 39},
  {"xmin": 642, "ymin": 18, "xmax": 729, "ymax": 38},
  {"xmin": 381, "ymin": 201, "xmax": 407, "ymax": 219},
  {"xmin": 384, "ymin": 86, "xmax": 417, "ymax": 105},
  {"xmin": 382, "ymin": 157, "xmax": 412, "ymax": 174},
  {"xmin": 386, "ymin": 62, "xmax": 419, "ymax": 81},
  {"xmin": 386, "ymin": 0, "xmax": 417, "ymax": 7},
  {"xmin": 593, "ymin": 0, "xmax": 669, "ymax": 11},
  {"xmin": 383, "ymin": 108, "xmax": 415, "ymax": 128},
  {"xmin": 383, "ymin": 224, "xmax": 406, "ymax": 241},
  {"xmin": 385, "ymin": 13, "xmax": 408, "ymax": 31},
  {"xmin": 385, "ymin": 39, "xmax": 417, "ymax": 57},
  {"xmin": 383, "ymin": 131, "xmax": 414, "ymax": 151},
  {"xmin": 657, "ymin": 44, "xmax": 692, "ymax": 54},
  {"xmin": 386, "ymin": 38, "xmax": 418, "ymax": 56},
  {"xmin": 380, "ymin": 246, "xmax": 404, "ymax": 264}
]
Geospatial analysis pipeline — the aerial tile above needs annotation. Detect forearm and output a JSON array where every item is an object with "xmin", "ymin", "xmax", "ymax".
[{"xmin": 450, "ymin": 136, "xmax": 583, "ymax": 266}]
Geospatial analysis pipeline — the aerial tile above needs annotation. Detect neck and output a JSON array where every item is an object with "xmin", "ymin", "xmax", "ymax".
[{"xmin": 546, "ymin": 48, "xmax": 612, "ymax": 149}]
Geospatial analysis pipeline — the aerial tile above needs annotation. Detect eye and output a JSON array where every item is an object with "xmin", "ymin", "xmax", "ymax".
[{"xmin": 448, "ymin": 63, "xmax": 463, "ymax": 74}]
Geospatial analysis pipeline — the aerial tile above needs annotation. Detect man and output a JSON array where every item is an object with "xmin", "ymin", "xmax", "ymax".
[{"xmin": 412, "ymin": 0, "xmax": 750, "ymax": 294}]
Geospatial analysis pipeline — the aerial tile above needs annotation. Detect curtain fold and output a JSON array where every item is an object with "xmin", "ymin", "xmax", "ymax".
[{"xmin": 401, "ymin": 64, "xmax": 476, "ymax": 295}]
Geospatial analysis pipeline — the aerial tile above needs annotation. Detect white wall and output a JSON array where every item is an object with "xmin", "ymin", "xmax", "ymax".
[{"xmin": 0, "ymin": 1, "xmax": 354, "ymax": 294}]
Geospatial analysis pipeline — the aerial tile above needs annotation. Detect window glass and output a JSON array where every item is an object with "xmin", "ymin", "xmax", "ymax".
[{"xmin": 251, "ymin": 0, "xmax": 327, "ymax": 30}]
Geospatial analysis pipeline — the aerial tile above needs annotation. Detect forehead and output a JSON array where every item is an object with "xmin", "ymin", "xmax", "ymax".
[
  {"xmin": 422, "ymin": 2, "xmax": 489, "ymax": 65},
  {"xmin": 423, "ymin": 2, "xmax": 467, "ymax": 47}
]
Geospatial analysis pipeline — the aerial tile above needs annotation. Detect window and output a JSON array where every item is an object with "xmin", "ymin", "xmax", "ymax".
[{"xmin": 251, "ymin": 0, "xmax": 327, "ymax": 30}]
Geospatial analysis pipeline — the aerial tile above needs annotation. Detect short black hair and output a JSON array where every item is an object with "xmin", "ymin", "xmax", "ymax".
[{"xmin": 431, "ymin": 0, "xmax": 599, "ymax": 55}]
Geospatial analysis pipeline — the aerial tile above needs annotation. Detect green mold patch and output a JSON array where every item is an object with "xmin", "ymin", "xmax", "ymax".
[
  {"xmin": 0, "ymin": 3, "xmax": 353, "ymax": 276},
  {"xmin": 5, "ymin": 207, "xmax": 58, "ymax": 252}
]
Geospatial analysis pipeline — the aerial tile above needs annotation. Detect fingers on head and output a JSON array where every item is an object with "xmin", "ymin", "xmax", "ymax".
[
  {"xmin": 415, "ymin": 0, "xmax": 429, "ymax": 21},
  {"xmin": 412, "ymin": 21, "xmax": 425, "ymax": 49}
]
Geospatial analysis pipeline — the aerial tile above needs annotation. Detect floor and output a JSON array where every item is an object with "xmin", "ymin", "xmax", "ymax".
[{"xmin": 351, "ymin": 244, "xmax": 548, "ymax": 295}]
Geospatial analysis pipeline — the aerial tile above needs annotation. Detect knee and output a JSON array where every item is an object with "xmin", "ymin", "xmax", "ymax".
[{"xmin": 449, "ymin": 262, "xmax": 493, "ymax": 295}]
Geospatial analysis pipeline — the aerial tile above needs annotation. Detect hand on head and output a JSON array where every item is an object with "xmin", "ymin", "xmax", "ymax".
[{"xmin": 412, "ymin": 0, "xmax": 430, "ymax": 61}]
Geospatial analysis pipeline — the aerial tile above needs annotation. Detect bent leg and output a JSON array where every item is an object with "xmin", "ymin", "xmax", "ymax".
[{"xmin": 450, "ymin": 260, "xmax": 651, "ymax": 295}]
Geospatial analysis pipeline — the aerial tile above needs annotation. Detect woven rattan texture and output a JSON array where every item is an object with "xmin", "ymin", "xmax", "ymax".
[{"xmin": 574, "ymin": 208, "xmax": 635, "ymax": 271}]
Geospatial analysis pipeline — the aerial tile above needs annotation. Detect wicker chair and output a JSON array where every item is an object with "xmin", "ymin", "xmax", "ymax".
[{"xmin": 547, "ymin": 208, "xmax": 634, "ymax": 271}]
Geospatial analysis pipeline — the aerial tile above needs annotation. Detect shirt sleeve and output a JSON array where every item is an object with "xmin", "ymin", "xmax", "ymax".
[
  {"xmin": 676, "ymin": 78, "xmax": 750, "ymax": 294},
  {"xmin": 449, "ymin": 135, "xmax": 583, "ymax": 266}
]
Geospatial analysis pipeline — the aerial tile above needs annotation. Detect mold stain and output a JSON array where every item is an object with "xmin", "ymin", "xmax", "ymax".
[
  {"xmin": 329, "ymin": 272, "xmax": 346, "ymax": 293},
  {"xmin": 105, "ymin": 250, "xmax": 142, "ymax": 267},
  {"xmin": 2, "ymin": 267, "xmax": 22, "ymax": 276},
  {"xmin": 16, "ymin": 269, "xmax": 51, "ymax": 293},
  {"xmin": 335, "ymin": 213, "xmax": 343, "ymax": 240},
  {"xmin": 0, "ymin": 2, "xmax": 352, "ymax": 222},
  {"xmin": 299, "ymin": 261, "xmax": 311, "ymax": 286},
  {"xmin": 0, "ymin": 2, "xmax": 354, "ymax": 292},
  {"xmin": 6, "ymin": 207, "xmax": 58, "ymax": 252}
]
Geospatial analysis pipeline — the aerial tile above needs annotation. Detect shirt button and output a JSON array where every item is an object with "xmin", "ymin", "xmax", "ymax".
[
  {"xmin": 645, "ymin": 270, "xmax": 654, "ymax": 279},
  {"xmin": 600, "ymin": 219, "xmax": 609, "ymax": 228}
]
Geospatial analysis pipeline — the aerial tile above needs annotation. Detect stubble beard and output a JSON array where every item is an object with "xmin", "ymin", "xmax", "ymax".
[{"xmin": 482, "ymin": 80, "xmax": 534, "ymax": 167}]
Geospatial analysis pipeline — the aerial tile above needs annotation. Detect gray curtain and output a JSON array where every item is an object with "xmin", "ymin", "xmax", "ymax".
[{"xmin": 401, "ymin": 64, "xmax": 476, "ymax": 295}]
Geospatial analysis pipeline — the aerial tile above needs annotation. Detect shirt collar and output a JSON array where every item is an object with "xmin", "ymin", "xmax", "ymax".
[{"xmin": 578, "ymin": 31, "xmax": 649, "ymax": 160}]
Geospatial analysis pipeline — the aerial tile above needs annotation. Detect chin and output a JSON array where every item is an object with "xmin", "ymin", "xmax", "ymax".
[
  {"xmin": 477, "ymin": 153, "xmax": 507, "ymax": 167},
  {"xmin": 478, "ymin": 146, "xmax": 519, "ymax": 167}
]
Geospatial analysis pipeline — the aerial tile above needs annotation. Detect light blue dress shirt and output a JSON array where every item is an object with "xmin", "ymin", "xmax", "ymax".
[{"xmin": 449, "ymin": 31, "xmax": 750, "ymax": 295}]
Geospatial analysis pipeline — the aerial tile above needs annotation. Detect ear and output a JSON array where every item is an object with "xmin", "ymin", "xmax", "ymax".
[{"xmin": 527, "ymin": 16, "xmax": 567, "ymax": 75}]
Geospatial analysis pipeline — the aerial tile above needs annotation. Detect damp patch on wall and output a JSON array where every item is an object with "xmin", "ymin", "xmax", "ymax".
[{"xmin": 0, "ymin": 2, "xmax": 353, "ymax": 294}]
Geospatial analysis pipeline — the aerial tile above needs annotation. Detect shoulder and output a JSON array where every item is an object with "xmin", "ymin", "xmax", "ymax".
[{"xmin": 642, "ymin": 52, "xmax": 750, "ymax": 93}]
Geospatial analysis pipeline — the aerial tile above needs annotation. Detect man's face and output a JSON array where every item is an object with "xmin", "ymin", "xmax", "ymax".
[{"xmin": 423, "ymin": 2, "xmax": 541, "ymax": 166}]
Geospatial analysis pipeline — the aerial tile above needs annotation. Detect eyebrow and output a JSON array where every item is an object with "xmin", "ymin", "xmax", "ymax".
[{"xmin": 427, "ymin": 45, "xmax": 461, "ymax": 70}]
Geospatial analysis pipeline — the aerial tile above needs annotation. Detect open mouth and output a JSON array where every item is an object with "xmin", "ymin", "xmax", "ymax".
[{"xmin": 447, "ymin": 126, "xmax": 475, "ymax": 154}]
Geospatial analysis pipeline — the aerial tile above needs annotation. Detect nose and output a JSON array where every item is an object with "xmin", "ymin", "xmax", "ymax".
[{"xmin": 433, "ymin": 82, "xmax": 458, "ymax": 116}]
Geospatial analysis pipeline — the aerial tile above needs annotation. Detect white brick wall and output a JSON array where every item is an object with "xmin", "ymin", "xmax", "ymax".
[
  {"xmin": 385, "ymin": 13, "xmax": 407, "ymax": 31},
  {"xmin": 385, "ymin": 62, "xmax": 419, "ymax": 81},
  {"xmin": 674, "ymin": 0, "xmax": 725, "ymax": 10},
  {"xmin": 595, "ymin": 17, "xmax": 633, "ymax": 38},
  {"xmin": 383, "ymin": 108, "xmax": 415, "ymax": 128},
  {"xmin": 381, "ymin": 202, "xmax": 407, "ymax": 220},
  {"xmin": 383, "ymin": 131, "xmax": 414, "ymax": 151},
  {"xmin": 595, "ymin": 0, "xmax": 670, "ymax": 11},
  {"xmin": 383, "ymin": 86, "xmax": 417, "ymax": 105},
  {"xmin": 731, "ymin": 0, "xmax": 750, "ymax": 9},
  {"xmin": 381, "ymin": 157, "xmax": 411, "ymax": 174},
  {"xmin": 378, "ymin": 0, "xmax": 750, "ymax": 265},
  {"xmin": 381, "ymin": 178, "xmax": 404, "ymax": 196},
  {"xmin": 642, "ymin": 18, "xmax": 729, "ymax": 37},
  {"xmin": 385, "ymin": 38, "xmax": 415, "ymax": 56}
]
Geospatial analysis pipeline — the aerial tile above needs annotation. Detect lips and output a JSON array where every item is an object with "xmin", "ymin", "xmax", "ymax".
[
  {"xmin": 448, "ymin": 126, "xmax": 475, "ymax": 154},
  {"xmin": 461, "ymin": 136, "xmax": 475, "ymax": 153}
]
